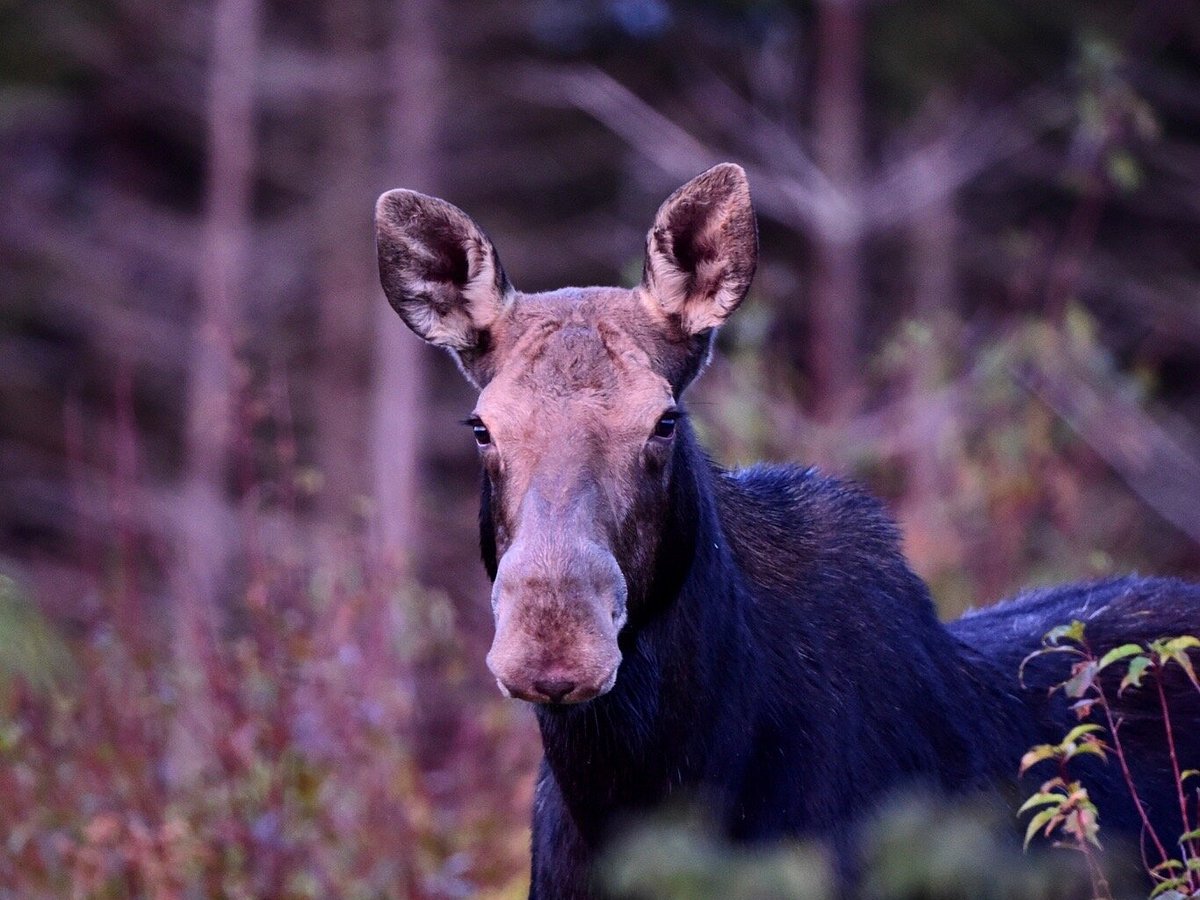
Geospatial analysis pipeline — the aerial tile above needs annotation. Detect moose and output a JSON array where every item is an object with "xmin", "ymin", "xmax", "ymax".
[{"xmin": 375, "ymin": 164, "xmax": 1200, "ymax": 896}]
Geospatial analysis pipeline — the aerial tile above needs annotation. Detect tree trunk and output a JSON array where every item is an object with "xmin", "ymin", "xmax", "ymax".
[
  {"xmin": 313, "ymin": 0, "xmax": 376, "ymax": 529},
  {"xmin": 170, "ymin": 0, "xmax": 260, "ymax": 783},
  {"xmin": 811, "ymin": 0, "xmax": 866, "ymax": 423},
  {"xmin": 370, "ymin": 0, "xmax": 441, "ymax": 570},
  {"xmin": 901, "ymin": 146, "xmax": 963, "ymax": 589}
]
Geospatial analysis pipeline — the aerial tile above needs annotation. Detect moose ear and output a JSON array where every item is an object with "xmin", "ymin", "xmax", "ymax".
[
  {"xmin": 375, "ymin": 189, "xmax": 511, "ymax": 384},
  {"xmin": 642, "ymin": 163, "xmax": 757, "ymax": 335}
]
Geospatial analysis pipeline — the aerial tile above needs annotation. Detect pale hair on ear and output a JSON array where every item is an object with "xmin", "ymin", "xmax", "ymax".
[
  {"xmin": 642, "ymin": 163, "xmax": 758, "ymax": 336},
  {"xmin": 375, "ymin": 188, "xmax": 513, "ymax": 385}
]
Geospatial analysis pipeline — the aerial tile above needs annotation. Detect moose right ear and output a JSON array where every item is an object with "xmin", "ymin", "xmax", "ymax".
[
  {"xmin": 642, "ymin": 163, "xmax": 756, "ymax": 336},
  {"xmin": 375, "ymin": 189, "xmax": 511, "ymax": 385}
]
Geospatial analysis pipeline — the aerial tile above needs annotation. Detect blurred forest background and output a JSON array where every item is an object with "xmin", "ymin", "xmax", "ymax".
[{"xmin": 2, "ymin": 0, "xmax": 1200, "ymax": 895}]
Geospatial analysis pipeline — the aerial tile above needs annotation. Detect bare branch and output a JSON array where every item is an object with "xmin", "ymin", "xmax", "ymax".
[
  {"xmin": 518, "ymin": 63, "xmax": 843, "ymax": 236},
  {"xmin": 868, "ymin": 87, "xmax": 1071, "ymax": 232},
  {"xmin": 1020, "ymin": 362, "xmax": 1200, "ymax": 547}
]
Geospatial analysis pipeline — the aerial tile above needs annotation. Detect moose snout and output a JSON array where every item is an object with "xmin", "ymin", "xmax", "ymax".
[
  {"xmin": 486, "ymin": 543, "xmax": 626, "ymax": 705},
  {"xmin": 493, "ymin": 664, "xmax": 620, "ymax": 705}
]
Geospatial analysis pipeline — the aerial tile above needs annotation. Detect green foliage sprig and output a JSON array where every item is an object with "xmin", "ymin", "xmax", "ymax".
[{"xmin": 1020, "ymin": 622, "xmax": 1200, "ymax": 899}]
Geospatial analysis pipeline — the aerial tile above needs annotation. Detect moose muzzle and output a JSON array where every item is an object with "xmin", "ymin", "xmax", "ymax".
[{"xmin": 486, "ymin": 534, "xmax": 626, "ymax": 705}]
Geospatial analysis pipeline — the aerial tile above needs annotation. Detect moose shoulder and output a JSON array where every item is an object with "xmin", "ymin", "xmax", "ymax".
[{"xmin": 375, "ymin": 164, "xmax": 1200, "ymax": 896}]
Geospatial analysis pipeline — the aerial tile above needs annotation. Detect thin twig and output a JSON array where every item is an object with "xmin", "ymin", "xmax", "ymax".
[{"xmin": 1156, "ymin": 667, "xmax": 1200, "ymax": 885}]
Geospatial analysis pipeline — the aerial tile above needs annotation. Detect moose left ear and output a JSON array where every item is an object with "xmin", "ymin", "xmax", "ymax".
[
  {"xmin": 642, "ymin": 163, "xmax": 758, "ymax": 335},
  {"xmin": 375, "ymin": 188, "xmax": 511, "ymax": 386}
]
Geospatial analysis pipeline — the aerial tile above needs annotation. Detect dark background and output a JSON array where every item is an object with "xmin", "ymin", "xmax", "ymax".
[{"xmin": 2, "ymin": 0, "xmax": 1199, "ymax": 895}]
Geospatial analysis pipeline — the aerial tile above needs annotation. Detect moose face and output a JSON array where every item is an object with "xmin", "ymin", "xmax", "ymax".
[{"xmin": 375, "ymin": 164, "xmax": 757, "ymax": 704}]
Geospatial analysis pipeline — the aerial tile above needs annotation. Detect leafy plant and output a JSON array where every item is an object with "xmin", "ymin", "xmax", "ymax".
[
  {"xmin": 0, "ymin": 565, "xmax": 535, "ymax": 898},
  {"xmin": 1020, "ymin": 622, "xmax": 1200, "ymax": 898}
]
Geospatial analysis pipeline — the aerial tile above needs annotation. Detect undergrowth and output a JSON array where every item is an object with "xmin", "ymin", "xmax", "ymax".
[
  {"xmin": 1019, "ymin": 622, "xmax": 1200, "ymax": 899},
  {"xmin": 0, "ymin": 567, "xmax": 534, "ymax": 899}
]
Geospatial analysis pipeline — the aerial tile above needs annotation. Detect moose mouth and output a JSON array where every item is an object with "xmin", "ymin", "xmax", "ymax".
[{"xmin": 494, "ymin": 660, "xmax": 621, "ymax": 705}]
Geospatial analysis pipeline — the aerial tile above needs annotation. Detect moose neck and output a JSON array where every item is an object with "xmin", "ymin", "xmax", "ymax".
[{"xmin": 522, "ymin": 422, "xmax": 760, "ymax": 843}]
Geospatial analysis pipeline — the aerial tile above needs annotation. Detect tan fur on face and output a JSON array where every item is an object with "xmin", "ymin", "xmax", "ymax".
[
  {"xmin": 476, "ymin": 287, "xmax": 677, "ymax": 549},
  {"xmin": 375, "ymin": 164, "xmax": 761, "ymax": 703},
  {"xmin": 473, "ymin": 287, "xmax": 680, "ymax": 702}
]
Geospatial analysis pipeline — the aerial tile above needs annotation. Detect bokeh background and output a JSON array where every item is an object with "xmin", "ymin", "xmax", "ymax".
[{"xmin": 2, "ymin": 0, "xmax": 1199, "ymax": 895}]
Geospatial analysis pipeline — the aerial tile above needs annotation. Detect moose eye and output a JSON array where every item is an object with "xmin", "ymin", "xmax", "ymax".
[
  {"xmin": 653, "ymin": 412, "xmax": 678, "ymax": 440},
  {"xmin": 466, "ymin": 417, "xmax": 491, "ymax": 446}
]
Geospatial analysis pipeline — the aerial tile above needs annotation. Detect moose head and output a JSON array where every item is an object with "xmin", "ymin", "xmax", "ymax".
[{"xmin": 376, "ymin": 164, "xmax": 757, "ymax": 704}]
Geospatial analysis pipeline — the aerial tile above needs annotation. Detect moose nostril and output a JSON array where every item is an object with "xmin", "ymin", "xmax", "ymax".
[{"xmin": 534, "ymin": 679, "xmax": 577, "ymax": 703}]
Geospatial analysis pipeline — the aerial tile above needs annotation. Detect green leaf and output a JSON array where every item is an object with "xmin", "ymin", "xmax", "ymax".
[
  {"xmin": 1097, "ymin": 643, "xmax": 1143, "ymax": 671},
  {"xmin": 1018, "ymin": 792, "xmax": 1065, "ymax": 815},
  {"xmin": 1119, "ymin": 655, "xmax": 1152, "ymax": 694},
  {"xmin": 1150, "ymin": 636, "xmax": 1199, "ymax": 671},
  {"xmin": 1024, "ymin": 806, "xmax": 1061, "ymax": 849},
  {"xmin": 0, "ymin": 576, "xmax": 75, "ymax": 692},
  {"xmin": 1178, "ymin": 827, "xmax": 1200, "ymax": 842},
  {"xmin": 1019, "ymin": 744, "xmax": 1059, "ymax": 775},
  {"xmin": 1162, "ymin": 636, "xmax": 1200, "ymax": 654},
  {"xmin": 1064, "ymin": 661, "xmax": 1099, "ymax": 698},
  {"xmin": 1045, "ymin": 621, "xmax": 1086, "ymax": 646},
  {"xmin": 1150, "ymin": 878, "xmax": 1188, "ymax": 899},
  {"xmin": 1062, "ymin": 723, "xmax": 1103, "ymax": 744},
  {"xmin": 1106, "ymin": 149, "xmax": 1143, "ymax": 192},
  {"xmin": 1181, "ymin": 769, "xmax": 1199, "ymax": 784},
  {"xmin": 1160, "ymin": 638, "xmax": 1200, "ymax": 689},
  {"xmin": 1150, "ymin": 859, "xmax": 1184, "ymax": 875}
]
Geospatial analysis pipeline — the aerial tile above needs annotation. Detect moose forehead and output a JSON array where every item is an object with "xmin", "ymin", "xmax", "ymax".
[{"xmin": 477, "ymin": 287, "xmax": 677, "ymax": 432}]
